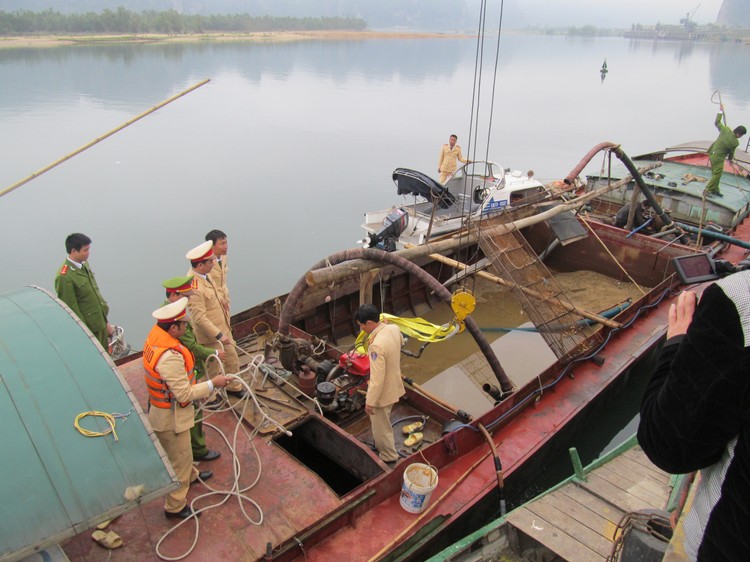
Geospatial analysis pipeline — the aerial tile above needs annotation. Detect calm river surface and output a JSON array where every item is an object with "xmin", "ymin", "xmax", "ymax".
[
  {"xmin": 2, "ymin": 34, "xmax": 749, "ymax": 343},
  {"xmin": 2, "ymin": 35, "xmax": 749, "ymax": 467}
]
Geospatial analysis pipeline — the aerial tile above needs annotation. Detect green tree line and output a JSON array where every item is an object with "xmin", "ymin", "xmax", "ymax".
[{"xmin": 0, "ymin": 8, "xmax": 367, "ymax": 35}]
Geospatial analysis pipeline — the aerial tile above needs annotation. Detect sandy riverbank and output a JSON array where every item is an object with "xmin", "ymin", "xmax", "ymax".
[{"xmin": 0, "ymin": 30, "xmax": 472, "ymax": 49}]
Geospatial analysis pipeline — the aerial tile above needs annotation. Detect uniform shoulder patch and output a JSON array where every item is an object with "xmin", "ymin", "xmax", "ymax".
[
  {"xmin": 59, "ymin": 264, "xmax": 68, "ymax": 275},
  {"xmin": 370, "ymin": 351, "xmax": 378, "ymax": 361}
]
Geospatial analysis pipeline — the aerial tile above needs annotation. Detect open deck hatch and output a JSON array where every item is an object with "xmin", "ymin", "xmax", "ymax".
[{"xmin": 274, "ymin": 417, "xmax": 383, "ymax": 496}]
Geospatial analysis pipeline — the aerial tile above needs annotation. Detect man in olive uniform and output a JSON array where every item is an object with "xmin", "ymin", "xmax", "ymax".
[
  {"xmin": 356, "ymin": 304, "xmax": 406, "ymax": 464},
  {"xmin": 438, "ymin": 134, "xmax": 469, "ymax": 184},
  {"xmin": 705, "ymin": 105, "xmax": 747, "ymax": 197},
  {"xmin": 143, "ymin": 297, "xmax": 232, "ymax": 519},
  {"xmin": 162, "ymin": 276, "xmax": 225, "ymax": 462},
  {"xmin": 205, "ymin": 229, "xmax": 231, "ymax": 316},
  {"xmin": 54, "ymin": 232, "xmax": 113, "ymax": 350},
  {"xmin": 185, "ymin": 241, "xmax": 247, "ymax": 398}
]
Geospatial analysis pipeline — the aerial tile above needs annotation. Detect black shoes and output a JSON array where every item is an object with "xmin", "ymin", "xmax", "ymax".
[
  {"xmin": 226, "ymin": 388, "xmax": 249, "ymax": 400},
  {"xmin": 204, "ymin": 396, "xmax": 223, "ymax": 410},
  {"xmin": 165, "ymin": 505, "xmax": 200, "ymax": 519},
  {"xmin": 189, "ymin": 470, "xmax": 214, "ymax": 485},
  {"xmin": 194, "ymin": 450, "xmax": 221, "ymax": 462}
]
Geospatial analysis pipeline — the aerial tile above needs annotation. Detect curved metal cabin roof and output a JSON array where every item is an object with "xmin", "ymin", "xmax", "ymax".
[{"xmin": 0, "ymin": 286, "xmax": 175, "ymax": 561}]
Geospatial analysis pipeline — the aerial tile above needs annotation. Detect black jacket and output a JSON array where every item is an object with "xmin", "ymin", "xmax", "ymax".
[{"xmin": 638, "ymin": 274, "xmax": 750, "ymax": 561}]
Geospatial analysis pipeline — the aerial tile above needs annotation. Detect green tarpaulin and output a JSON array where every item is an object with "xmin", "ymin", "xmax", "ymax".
[{"xmin": 0, "ymin": 286, "xmax": 176, "ymax": 561}]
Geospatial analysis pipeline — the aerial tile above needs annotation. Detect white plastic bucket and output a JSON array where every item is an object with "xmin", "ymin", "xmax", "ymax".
[{"xmin": 400, "ymin": 463, "xmax": 439, "ymax": 514}]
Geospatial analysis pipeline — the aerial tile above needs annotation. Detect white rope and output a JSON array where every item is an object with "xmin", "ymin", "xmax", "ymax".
[{"xmin": 155, "ymin": 353, "xmax": 291, "ymax": 560}]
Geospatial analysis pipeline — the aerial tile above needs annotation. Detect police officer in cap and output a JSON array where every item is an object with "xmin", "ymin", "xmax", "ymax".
[
  {"xmin": 143, "ymin": 297, "xmax": 232, "ymax": 519},
  {"xmin": 185, "ymin": 241, "xmax": 247, "ymax": 398},
  {"xmin": 163, "ymin": 275, "xmax": 225, "ymax": 462}
]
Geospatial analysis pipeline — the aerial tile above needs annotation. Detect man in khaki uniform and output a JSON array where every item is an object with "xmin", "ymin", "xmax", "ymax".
[
  {"xmin": 185, "ymin": 240, "xmax": 246, "ymax": 398},
  {"xmin": 205, "ymin": 229, "xmax": 230, "ymax": 315},
  {"xmin": 356, "ymin": 304, "xmax": 406, "ymax": 464},
  {"xmin": 438, "ymin": 134, "xmax": 469, "ymax": 184},
  {"xmin": 143, "ymin": 297, "xmax": 232, "ymax": 518},
  {"xmin": 162, "ymin": 275, "xmax": 225, "ymax": 462}
]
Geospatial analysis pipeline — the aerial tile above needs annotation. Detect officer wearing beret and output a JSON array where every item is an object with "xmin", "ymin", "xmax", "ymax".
[
  {"xmin": 54, "ymin": 232, "xmax": 113, "ymax": 350},
  {"xmin": 185, "ymin": 241, "xmax": 246, "ymax": 398},
  {"xmin": 163, "ymin": 275, "xmax": 225, "ymax": 462},
  {"xmin": 143, "ymin": 297, "xmax": 232, "ymax": 519}
]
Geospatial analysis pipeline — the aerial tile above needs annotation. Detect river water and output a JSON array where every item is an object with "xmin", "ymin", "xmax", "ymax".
[
  {"xmin": 2, "ymin": 34, "xmax": 749, "ymax": 345},
  {"xmin": 2, "ymin": 34, "xmax": 749, "ymax": 468}
]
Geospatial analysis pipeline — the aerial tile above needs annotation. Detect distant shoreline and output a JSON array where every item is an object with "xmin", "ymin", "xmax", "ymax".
[
  {"xmin": 2, "ymin": 29, "xmax": 746, "ymax": 49},
  {"xmin": 0, "ymin": 30, "xmax": 473, "ymax": 49}
]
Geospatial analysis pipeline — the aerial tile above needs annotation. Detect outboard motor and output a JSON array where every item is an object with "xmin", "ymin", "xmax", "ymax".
[{"xmin": 365, "ymin": 207, "xmax": 408, "ymax": 251}]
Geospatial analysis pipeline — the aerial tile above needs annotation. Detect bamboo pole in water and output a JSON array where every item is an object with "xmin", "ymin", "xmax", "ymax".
[{"xmin": 0, "ymin": 78, "xmax": 211, "ymax": 200}]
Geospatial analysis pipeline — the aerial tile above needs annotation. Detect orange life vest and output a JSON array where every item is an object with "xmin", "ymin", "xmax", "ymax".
[{"xmin": 142, "ymin": 325, "xmax": 196, "ymax": 409}]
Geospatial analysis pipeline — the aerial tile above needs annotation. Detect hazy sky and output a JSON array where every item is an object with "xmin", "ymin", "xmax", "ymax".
[{"xmin": 517, "ymin": 0, "xmax": 723, "ymax": 27}]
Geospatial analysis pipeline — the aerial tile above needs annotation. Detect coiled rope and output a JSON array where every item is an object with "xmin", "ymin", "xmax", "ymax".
[{"xmin": 74, "ymin": 410, "xmax": 132, "ymax": 442}]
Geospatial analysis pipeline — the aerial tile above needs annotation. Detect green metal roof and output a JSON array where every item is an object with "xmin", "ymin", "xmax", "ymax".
[
  {"xmin": 590, "ymin": 158, "xmax": 750, "ymax": 213},
  {"xmin": 0, "ymin": 286, "xmax": 176, "ymax": 561}
]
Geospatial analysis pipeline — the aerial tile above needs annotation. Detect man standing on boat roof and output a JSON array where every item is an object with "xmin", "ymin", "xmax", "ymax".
[
  {"xmin": 143, "ymin": 297, "xmax": 232, "ymax": 519},
  {"xmin": 54, "ymin": 232, "xmax": 113, "ymax": 350},
  {"xmin": 438, "ymin": 134, "xmax": 469, "ymax": 184},
  {"xmin": 356, "ymin": 304, "xmax": 406, "ymax": 465},
  {"xmin": 704, "ymin": 104, "xmax": 746, "ymax": 197},
  {"xmin": 162, "ymin": 275, "xmax": 225, "ymax": 462},
  {"xmin": 638, "ymin": 279, "xmax": 750, "ymax": 560},
  {"xmin": 205, "ymin": 229, "xmax": 230, "ymax": 316},
  {"xmin": 185, "ymin": 240, "xmax": 247, "ymax": 399}
]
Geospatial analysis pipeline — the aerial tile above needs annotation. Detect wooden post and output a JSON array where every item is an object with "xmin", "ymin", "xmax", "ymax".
[{"xmin": 359, "ymin": 269, "xmax": 379, "ymax": 306}]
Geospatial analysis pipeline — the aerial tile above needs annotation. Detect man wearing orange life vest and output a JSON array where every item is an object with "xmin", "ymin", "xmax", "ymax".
[
  {"xmin": 143, "ymin": 297, "xmax": 232, "ymax": 519},
  {"xmin": 186, "ymin": 240, "xmax": 247, "ymax": 398}
]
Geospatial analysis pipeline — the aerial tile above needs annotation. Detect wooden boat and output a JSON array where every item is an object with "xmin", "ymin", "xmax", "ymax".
[
  {"xmin": 427, "ymin": 434, "xmax": 690, "ymax": 562},
  {"xmin": 39, "ymin": 133, "xmax": 750, "ymax": 561},
  {"xmin": 54, "ymin": 141, "xmax": 750, "ymax": 561},
  {"xmin": 581, "ymin": 141, "xmax": 750, "ymax": 234}
]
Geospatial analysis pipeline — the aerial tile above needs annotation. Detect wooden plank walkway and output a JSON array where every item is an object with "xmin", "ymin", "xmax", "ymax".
[{"xmin": 505, "ymin": 444, "xmax": 672, "ymax": 561}]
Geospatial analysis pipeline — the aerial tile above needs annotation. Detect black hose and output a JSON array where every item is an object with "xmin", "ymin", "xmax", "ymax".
[{"xmin": 278, "ymin": 247, "xmax": 514, "ymax": 393}]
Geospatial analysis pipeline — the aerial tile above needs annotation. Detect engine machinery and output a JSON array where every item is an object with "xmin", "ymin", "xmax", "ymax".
[{"xmin": 276, "ymin": 335, "xmax": 371, "ymax": 417}]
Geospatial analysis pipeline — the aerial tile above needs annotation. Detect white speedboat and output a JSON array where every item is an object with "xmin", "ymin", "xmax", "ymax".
[{"xmin": 362, "ymin": 160, "xmax": 549, "ymax": 249}]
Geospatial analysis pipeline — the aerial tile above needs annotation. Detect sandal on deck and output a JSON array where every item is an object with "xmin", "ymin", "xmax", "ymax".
[
  {"xmin": 92, "ymin": 530, "xmax": 123, "ymax": 550},
  {"xmin": 404, "ymin": 432, "xmax": 424, "ymax": 447},
  {"xmin": 402, "ymin": 421, "xmax": 425, "ymax": 435}
]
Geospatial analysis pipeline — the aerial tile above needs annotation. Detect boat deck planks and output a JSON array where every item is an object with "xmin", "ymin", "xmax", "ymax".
[{"xmin": 505, "ymin": 444, "xmax": 670, "ymax": 561}]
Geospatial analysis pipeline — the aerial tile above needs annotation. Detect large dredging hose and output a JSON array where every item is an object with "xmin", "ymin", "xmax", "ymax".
[
  {"xmin": 278, "ymin": 247, "xmax": 514, "ymax": 394},
  {"xmin": 564, "ymin": 142, "xmax": 674, "ymax": 229}
]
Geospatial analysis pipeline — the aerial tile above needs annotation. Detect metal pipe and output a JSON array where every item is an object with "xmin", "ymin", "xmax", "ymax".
[
  {"xmin": 564, "ymin": 141, "xmax": 620, "ymax": 185},
  {"xmin": 676, "ymin": 223, "xmax": 750, "ymax": 250},
  {"xmin": 563, "ymin": 142, "xmax": 674, "ymax": 229},
  {"xmin": 612, "ymin": 147, "xmax": 674, "ymax": 228}
]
